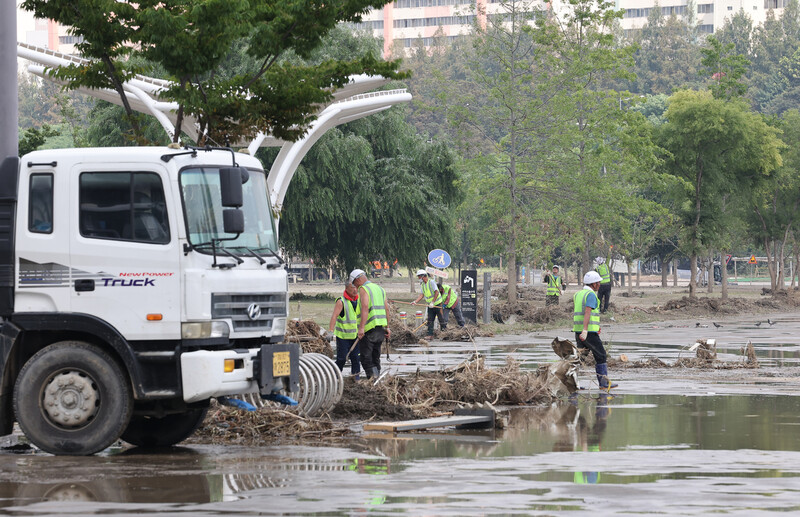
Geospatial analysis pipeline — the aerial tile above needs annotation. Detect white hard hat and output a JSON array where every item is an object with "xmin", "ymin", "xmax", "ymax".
[
  {"xmin": 595, "ymin": 256, "xmax": 605, "ymax": 265},
  {"xmin": 348, "ymin": 269, "xmax": 366, "ymax": 283},
  {"xmin": 584, "ymin": 271, "xmax": 603, "ymax": 284},
  {"xmin": 416, "ymin": 269, "xmax": 428, "ymax": 277},
  {"xmin": 552, "ymin": 265, "xmax": 560, "ymax": 270}
]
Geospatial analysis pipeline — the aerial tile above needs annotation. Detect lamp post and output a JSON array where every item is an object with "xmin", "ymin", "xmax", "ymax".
[{"xmin": 0, "ymin": 2, "xmax": 18, "ymax": 159}]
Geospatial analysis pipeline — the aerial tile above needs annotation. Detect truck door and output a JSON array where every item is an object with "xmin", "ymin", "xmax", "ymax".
[
  {"xmin": 69, "ymin": 168, "xmax": 181, "ymax": 341},
  {"xmin": 15, "ymin": 168, "xmax": 72, "ymax": 313}
]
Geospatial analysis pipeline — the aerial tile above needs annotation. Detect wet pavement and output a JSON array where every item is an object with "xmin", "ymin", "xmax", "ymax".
[{"xmin": 2, "ymin": 313, "xmax": 800, "ymax": 515}]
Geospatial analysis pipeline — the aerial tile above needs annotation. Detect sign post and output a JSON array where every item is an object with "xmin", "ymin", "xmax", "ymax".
[{"xmin": 460, "ymin": 270, "xmax": 477, "ymax": 324}]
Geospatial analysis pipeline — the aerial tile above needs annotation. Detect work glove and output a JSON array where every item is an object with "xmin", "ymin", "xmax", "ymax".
[
  {"xmin": 428, "ymin": 303, "xmax": 435, "ymax": 308},
  {"xmin": 579, "ymin": 330, "xmax": 588, "ymax": 342},
  {"xmin": 329, "ymin": 333, "xmax": 336, "ymax": 344},
  {"xmin": 411, "ymin": 301, "xmax": 417, "ymax": 305},
  {"xmin": 262, "ymin": 393, "xmax": 299, "ymax": 406}
]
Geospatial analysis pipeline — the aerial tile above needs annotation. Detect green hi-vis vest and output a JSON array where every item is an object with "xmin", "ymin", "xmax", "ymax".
[
  {"xmin": 421, "ymin": 279, "xmax": 443, "ymax": 305},
  {"xmin": 596, "ymin": 263, "xmax": 611, "ymax": 284},
  {"xmin": 547, "ymin": 274, "xmax": 562, "ymax": 296},
  {"xmin": 573, "ymin": 288, "xmax": 600, "ymax": 333},
  {"xmin": 362, "ymin": 281, "xmax": 388, "ymax": 332},
  {"xmin": 441, "ymin": 284, "xmax": 458, "ymax": 308},
  {"xmin": 334, "ymin": 296, "xmax": 360, "ymax": 339}
]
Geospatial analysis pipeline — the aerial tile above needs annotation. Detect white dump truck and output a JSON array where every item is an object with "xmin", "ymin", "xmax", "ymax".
[{"xmin": 0, "ymin": 145, "xmax": 299, "ymax": 455}]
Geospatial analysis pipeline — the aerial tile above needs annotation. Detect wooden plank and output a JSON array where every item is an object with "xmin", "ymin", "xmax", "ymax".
[{"xmin": 363, "ymin": 415, "xmax": 492, "ymax": 432}]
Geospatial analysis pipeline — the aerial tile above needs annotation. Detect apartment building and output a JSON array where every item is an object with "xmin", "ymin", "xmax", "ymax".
[
  {"xmin": 357, "ymin": 0, "xmax": 787, "ymax": 56},
  {"xmin": 619, "ymin": 0, "xmax": 788, "ymax": 37},
  {"xmin": 16, "ymin": 5, "xmax": 82, "ymax": 54}
]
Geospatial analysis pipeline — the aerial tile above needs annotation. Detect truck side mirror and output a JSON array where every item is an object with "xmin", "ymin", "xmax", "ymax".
[
  {"xmin": 223, "ymin": 208, "xmax": 244, "ymax": 234},
  {"xmin": 219, "ymin": 167, "xmax": 246, "ymax": 207}
]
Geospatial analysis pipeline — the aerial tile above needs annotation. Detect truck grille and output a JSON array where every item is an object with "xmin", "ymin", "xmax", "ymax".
[{"xmin": 211, "ymin": 293, "xmax": 287, "ymax": 332}]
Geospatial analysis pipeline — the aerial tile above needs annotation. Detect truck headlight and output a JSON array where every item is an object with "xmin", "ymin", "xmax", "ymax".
[
  {"xmin": 182, "ymin": 321, "xmax": 230, "ymax": 339},
  {"xmin": 272, "ymin": 317, "xmax": 286, "ymax": 336}
]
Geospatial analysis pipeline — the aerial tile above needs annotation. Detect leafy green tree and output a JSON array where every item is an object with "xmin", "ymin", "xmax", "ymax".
[
  {"xmin": 18, "ymin": 125, "xmax": 59, "ymax": 156},
  {"xmin": 699, "ymin": 35, "xmax": 749, "ymax": 100},
  {"xmin": 746, "ymin": 110, "xmax": 800, "ymax": 289},
  {"xmin": 629, "ymin": 6, "xmax": 701, "ymax": 95},
  {"xmin": 22, "ymin": 0, "xmax": 407, "ymax": 145},
  {"xmin": 657, "ymin": 90, "xmax": 783, "ymax": 297}
]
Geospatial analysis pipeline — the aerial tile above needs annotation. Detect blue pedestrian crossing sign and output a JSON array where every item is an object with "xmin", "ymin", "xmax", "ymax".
[{"xmin": 427, "ymin": 249, "xmax": 452, "ymax": 269}]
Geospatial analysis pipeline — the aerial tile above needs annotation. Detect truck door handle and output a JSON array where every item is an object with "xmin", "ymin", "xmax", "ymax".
[{"xmin": 74, "ymin": 279, "xmax": 95, "ymax": 292}]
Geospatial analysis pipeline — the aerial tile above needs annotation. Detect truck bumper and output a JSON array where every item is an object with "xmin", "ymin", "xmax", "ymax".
[{"xmin": 180, "ymin": 343, "xmax": 300, "ymax": 403}]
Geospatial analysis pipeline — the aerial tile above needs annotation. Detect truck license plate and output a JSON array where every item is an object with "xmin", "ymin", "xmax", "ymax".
[{"xmin": 273, "ymin": 351, "xmax": 290, "ymax": 377}]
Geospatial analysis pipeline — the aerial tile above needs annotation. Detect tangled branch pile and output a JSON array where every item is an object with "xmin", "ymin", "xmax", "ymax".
[
  {"xmin": 285, "ymin": 320, "xmax": 333, "ymax": 357},
  {"xmin": 191, "ymin": 400, "xmax": 351, "ymax": 446},
  {"xmin": 332, "ymin": 356, "xmax": 557, "ymax": 420}
]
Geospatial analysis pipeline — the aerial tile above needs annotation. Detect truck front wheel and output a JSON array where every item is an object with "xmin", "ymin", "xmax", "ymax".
[
  {"xmin": 13, "ymin": 341, "xmax": 133, "ymax": 455},
  {"xmin": 121, "ymin": 408, "xmax": 208, "ymax": 448}
]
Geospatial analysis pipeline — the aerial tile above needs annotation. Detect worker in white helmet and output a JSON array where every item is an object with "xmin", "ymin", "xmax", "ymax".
[
  {"xmin": 574, "ymin": 271, "xmax": 617, "ymax": 391},
  {"xmin": 412, "ymin": 269, "xmax": 445, "ymax": 337}
]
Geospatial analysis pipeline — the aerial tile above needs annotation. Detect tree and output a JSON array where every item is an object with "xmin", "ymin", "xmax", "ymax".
[
  {"xmin": 699, "ymin": 35, "xmax": 749, "ymax": 100},
  {"xmin": 277, "ymin": 108, "xmax": 459, "ymax": 273},
  {"xmin": 657, "ymin": 90, "xmax": 783, "ymax": 297},
  {"xmin": 22, "ymin": 0, "xmax": 407, "ymax": 145},
  {"xmin": 746, "ymin": 109, "xmax": 800, "ymax": 290},
  {"xmin": 18, "ymin": 125, "xmax": 59, "ymax": 156}
]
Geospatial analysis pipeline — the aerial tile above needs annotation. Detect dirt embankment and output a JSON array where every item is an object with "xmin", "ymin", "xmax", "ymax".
[{"xmin": 486, "ymin": 286, "xmax": 800, "ymax": 326}]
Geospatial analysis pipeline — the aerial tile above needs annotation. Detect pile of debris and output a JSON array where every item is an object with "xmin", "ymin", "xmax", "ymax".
[
  {"xmin": 191, "ymin": 399, "xmax": 350, "ymax": 446},
  {"xmin": 285, "ymin": 320, "xmax": 333, "ymax": 357}
]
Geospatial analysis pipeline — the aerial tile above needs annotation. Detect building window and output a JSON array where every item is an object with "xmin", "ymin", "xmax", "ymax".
[
  {"xmin": 764, "ymin": 0, "xmax": 785, "ymax": 7},
  {"xmin": 58, "ymin": 35, "xmax": 84, "ymax": 45},
  {"xmin": 80, "ymin": 172, "xmax": 170, "ymax": 244},
  {"xmin": 698, "ymin": 3, "xmax": 714, "ymax": 13},
  {"xmin": 698, "ymin": 23, "xmax": 714, "ymax": 32},
  {"xmin": 728, "ymin": 5, "xmax": 733, "ymax": 9},
  {"xmin": 28, "ymin": 174, "xmax": 53, "ymax": 234}
]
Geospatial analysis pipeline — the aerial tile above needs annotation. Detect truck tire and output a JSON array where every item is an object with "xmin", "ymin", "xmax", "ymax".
[
  {"xmin": 121, "ymin": 408, "xmax": 208, "ymax": 448},
  {"xmin": 13, "ymin": 341, "xmax": 133, "ymax": 456}
]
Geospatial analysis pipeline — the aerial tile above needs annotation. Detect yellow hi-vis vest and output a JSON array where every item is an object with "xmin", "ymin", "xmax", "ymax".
[
  {"xmin": 573, "ymin": 288, "xmax": 600, "ymax": 333},
  {"xmin": 547, "ymin": 274, "xmax": 562, "ymax": 296},
  {"xmin": 334, "ymin": 296, "xmax": 360, "ymax": 339},
  {"xmin": 421, "ymin": 278, "xmax": 442, "ymax": 305},
  {"xmin": 441, "ymin": 284, "xmax": 457, "ymax": 308},
  {"xmin": 596, "ymin": 263, "xmax": 611, "ymax": 284},
  {"xmin": 362, "ymin": 281, "xmax": 388, "ymax": 332}
]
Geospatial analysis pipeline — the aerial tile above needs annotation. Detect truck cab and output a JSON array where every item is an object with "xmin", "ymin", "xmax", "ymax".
[{"xmin": 0, "ymin": 146, "xmax": 299, "ymax": 455}]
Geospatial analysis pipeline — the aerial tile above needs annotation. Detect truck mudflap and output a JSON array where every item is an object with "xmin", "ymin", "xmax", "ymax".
[{"xmin": 180, "ymin": 343, "xmax": 300, "ymax": 403}]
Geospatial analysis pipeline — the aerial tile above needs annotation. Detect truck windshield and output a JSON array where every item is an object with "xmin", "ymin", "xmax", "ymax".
[{"xmin": 180, "ymin": 167, "xmax": 277, "ymax": 253}]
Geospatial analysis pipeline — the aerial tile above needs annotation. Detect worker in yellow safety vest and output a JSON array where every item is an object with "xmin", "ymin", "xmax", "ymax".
[
  {"xmin": 543, "ymin": 265, "xmax": 566, "ymax": 306},
  {"xmin": 437, "ymin": 282, "xmax": 465, "ymax": 327},
  {"xmin": 327, "ymin": 281, "xmax": 361, "ymax": 378},
  {"xmin": 594, "ymin": 256, "xmax": 612, "ymax": 313},
  {"xmin": 574, "ymin": 271, "xmax": 617, "ymax": 391},
  {"xmin": 349, "ymin": 269, "xmax": 391, "ymax": 379},
  {"xmin": 412, "ymin": 270, "xmax": 445, "ymax": 337}
]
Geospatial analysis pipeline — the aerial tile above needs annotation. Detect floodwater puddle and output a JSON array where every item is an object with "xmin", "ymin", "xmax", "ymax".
[
  {"xmin": 2, "ymin": 316, "xmax": 800, "ymax": 515},
  {"xmin": 1, "ymin": 393, "xmax": 800, "ymax": 515}
]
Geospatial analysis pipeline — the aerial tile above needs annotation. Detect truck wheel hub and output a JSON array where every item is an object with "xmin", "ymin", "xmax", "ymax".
[{"xmin": 42, "ymin": 371, "xmax": 98, "ymax": 428}]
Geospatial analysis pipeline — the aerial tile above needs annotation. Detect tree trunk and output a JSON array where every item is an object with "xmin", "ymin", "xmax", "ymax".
[
  {"xmin": 636, "ymin": 260, "xmax": 641, "ymax": 287},
  {"xmin": 707, "ymin": 253, "xmax": 713, "ymax": 293},
  {"xmin": 408, "ymin": 267, "xmax": 415, "ymax": 293},
  {"xmin": 673, "ymin": 258, "xmax": 678, "ymax": 287},
  {"xmin": 661, "ymin": 256, "xmax": 668, "ymax": 287},
  {"xmin": 626, "ymin": 260, "xmax": 633, "ymax": 296},
  {"xmin": 689, "ymin": 253, "xmax": 697, "ymax": 298},
  {"xmin": 721, "ymin": 252, "xmax": 728, "ymax": 301}
]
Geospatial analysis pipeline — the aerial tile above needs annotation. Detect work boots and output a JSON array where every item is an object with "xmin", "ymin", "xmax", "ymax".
[
  {"xmin": 365, "ymin": 366, "xmax": 380, "ymax": 379},
  {"xmin": 595, "ymin": 363, "xmax": 618, "ymax": 391}
]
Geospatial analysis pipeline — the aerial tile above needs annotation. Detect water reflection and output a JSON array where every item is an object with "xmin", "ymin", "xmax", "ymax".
[{"xmin": 2, "ymin": 394, "xmax": 800, "ymax": 513}]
